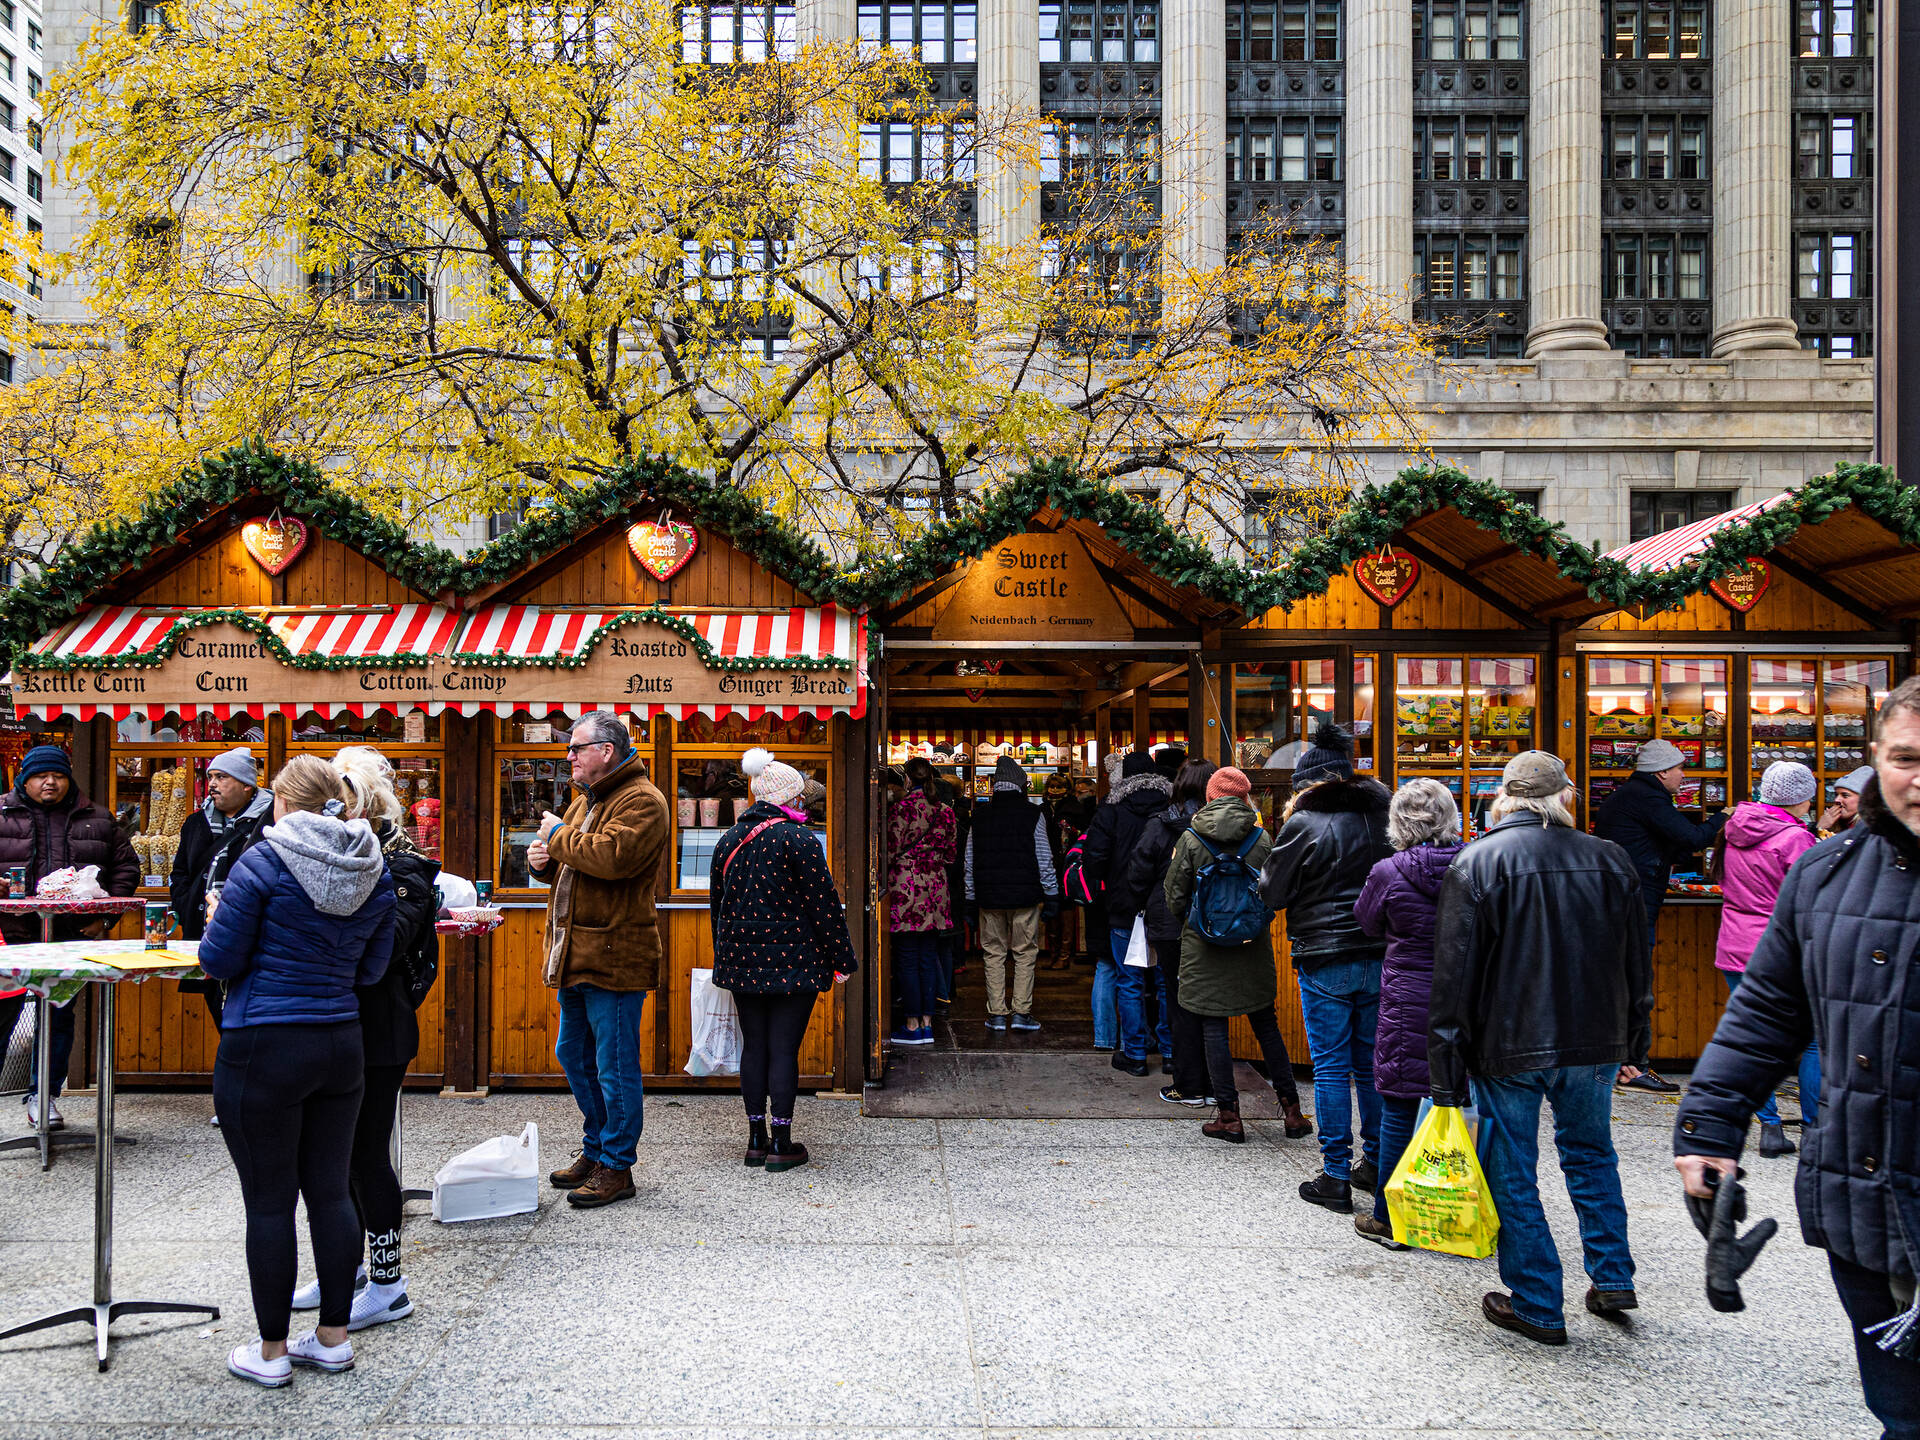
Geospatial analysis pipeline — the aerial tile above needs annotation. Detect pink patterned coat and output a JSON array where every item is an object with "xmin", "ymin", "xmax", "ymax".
[{"xmin": 887, "ymin": 790, "xmax": 956, "ymax": 933}]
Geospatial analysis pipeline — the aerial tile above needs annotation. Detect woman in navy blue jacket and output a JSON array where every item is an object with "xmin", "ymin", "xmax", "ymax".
[{"xmin": 198, "ymin": 755, "xmax": 396, "ymax": 1389}]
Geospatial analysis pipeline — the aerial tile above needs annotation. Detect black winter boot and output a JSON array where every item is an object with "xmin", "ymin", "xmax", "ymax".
[
  {"xmin": 766, "ymin": 1120, "xmax": 810, "ymax": 1173},
  {"xmin": 745, "ymin": 1117, "xmax": 770, "ymax": 1167}
]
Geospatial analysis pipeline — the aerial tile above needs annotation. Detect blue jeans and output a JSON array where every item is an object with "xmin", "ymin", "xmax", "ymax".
[
  {"xmin": 1472, "ymin": 1065, "xmax": 1636, "ymax": 1332},
  {"xmin": 893, "ymin": 932, "xmax": 942, "ymax": 1016},
  {"xmin": 555, "ymin": 984, "xmax": 648, "ymax": 1171},
  {"xmin": 1723, "ymin": 969, "xmax": 1822, "ymax": 1127},
  {"xmin": 1297, "ymin": 959, "xmax": 1383, "ymax": 1180},
  {"xmin": 1110, "ymin": 926, "xmax": 1174, "ymax": 1060},
  {"xmin": 1092, "ymin": 953, "xmax": 1119, "ymax": 1049},
  {"xmin": 1373, "ymin": 1094, "xmax": 1423, "ymax": 1223}
]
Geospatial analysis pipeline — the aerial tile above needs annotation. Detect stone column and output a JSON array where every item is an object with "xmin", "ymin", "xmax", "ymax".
[
  {"xmin": 1711, "ymin": 0, "xmax": 1800, "ymax": 352},
  {"xmin": 977, "ymin": 0, "xmax": 1039, "ymax": 253},
  {"xmin": 1161, "ymin": 0, "xmax": 1227, "ymax": 281},
  {"xmin": 797, "ymin": 0, "xmax": 855, "ymax": 44},
  {"xmin": 1342, "ymin": 0, "xmax": 1413, "ymax": 317},
  {"xmin": 1525, "ymin": 0, "xmax": 1609, "ymax": 352}
]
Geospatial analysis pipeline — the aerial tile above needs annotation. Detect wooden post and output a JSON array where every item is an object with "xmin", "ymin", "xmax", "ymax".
[
  {"xmin": 1095, "ymin": 707, "xmax": 1112, "ymax": 795},
  {"xmin": 1187, "ymin": 656, "xmax": 1208, "ymax": 761},
  {"xmin": 441, "ymin": 713, "xmax": 482, "ymax": 1092},
  {"xmin": 1219, "ymin": 663, "xmax": 1237, "ymax": 768},
  {"xmin": 1133, "ymin": 686, "xmax": 1152, "ymax": 758}
]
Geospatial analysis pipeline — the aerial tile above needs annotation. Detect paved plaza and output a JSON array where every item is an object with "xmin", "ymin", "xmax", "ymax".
[{"xmin": 0, "ymin": 1083, "xmax": 1876, "ymax": 1439}]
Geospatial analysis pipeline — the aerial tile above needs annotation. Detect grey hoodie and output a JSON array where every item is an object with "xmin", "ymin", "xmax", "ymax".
[{"xmin": 265, "ymin": 810, "xmax": 386, "ymax": 916}]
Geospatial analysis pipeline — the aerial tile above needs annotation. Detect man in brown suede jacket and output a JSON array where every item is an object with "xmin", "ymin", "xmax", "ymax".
[{"xmin": 527, "ymin": 711, "xmax": 669, "ymax": 1209}]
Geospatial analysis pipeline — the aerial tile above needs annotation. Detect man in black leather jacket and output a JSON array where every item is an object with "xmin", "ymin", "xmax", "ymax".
[
  {"xmin": 1429, "ymin": 751, "xmax": 1652, "ymax": 1346},
  {"xmin": 1259, "ymin": 719, "xmax": 1393, "ymax": 1212}
]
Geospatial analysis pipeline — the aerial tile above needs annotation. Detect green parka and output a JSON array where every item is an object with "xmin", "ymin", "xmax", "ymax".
[{"xmin": 1163, "ymin": 797, "xmax": 1277, "ymax": 1018}]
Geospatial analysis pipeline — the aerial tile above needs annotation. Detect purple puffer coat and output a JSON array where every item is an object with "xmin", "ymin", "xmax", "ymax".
[{"xmin": 1354, "ymin": 841, "xmax": 1462, "ymax": 1100}]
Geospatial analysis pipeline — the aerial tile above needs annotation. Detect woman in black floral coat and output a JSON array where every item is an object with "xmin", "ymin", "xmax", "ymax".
[{"xmin": 710, "ymin": 749, "xmax": 859, "ymax": 1172}]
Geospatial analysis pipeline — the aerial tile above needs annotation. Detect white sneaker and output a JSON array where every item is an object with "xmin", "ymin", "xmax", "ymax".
[
  {"xmin": 286, "ymin": 1331, "xmax": 354, "ymax": 1373},
  {"xmin": 291, "ymin": 1266, "xmax": 367, "ymax": 1311},
  {"xmin": 227, "ymin": 1339, "xmax": 292, "ymax": 1389},
  {"xmin": 347, "ymin": 1280, "xmax": 413, "ymax": 1332},
  {"xmin": 209, "ymin": 1113, "xmax": 221, "ymax": 1128},
  {"xmin": 23, "ymin": 1094, "xmax": 63, "ymax": 1132}
]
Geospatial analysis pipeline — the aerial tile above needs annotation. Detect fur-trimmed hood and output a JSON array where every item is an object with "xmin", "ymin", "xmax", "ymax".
[
  {"xmin": 1860, "ymin": 774, "xmax": 1920, "ymax": 867},
  {"xmin": 1109, "ymin": 772, "xmax": 1173, "ymax": 808},
  {"xmin": 1287, "ymin": 775, "xmax": 1391, "ymax": 818}
]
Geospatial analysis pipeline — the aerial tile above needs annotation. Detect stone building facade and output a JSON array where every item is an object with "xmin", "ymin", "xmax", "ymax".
[{"xmin": 29, "ymin": 0, "xmax": 1878, "ymax": 553}]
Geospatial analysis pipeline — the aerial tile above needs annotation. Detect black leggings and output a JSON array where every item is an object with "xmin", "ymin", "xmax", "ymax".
[
  {"xmin": 1200, "ymin": 1007, "xmax": 1300, "ymax": 1111},
  {"xmin": 214, "ymin": 1022, "xmax": 366, "ymax": 1339},
  {"xmin": 1158, "ymin": 946, "xmax": 1207, "ymax": 1097},
  {"xmin": 736, "ymin": 991, "xmax": 819, "ymax": 1123},
  {"xmin": 349, "ymin": 1063, "xmax": 409, "ymax": 1285}
]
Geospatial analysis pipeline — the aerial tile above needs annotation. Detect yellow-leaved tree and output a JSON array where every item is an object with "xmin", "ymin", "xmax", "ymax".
[{"xmin": 14, "ymin": 0, "xmax": 1443, "ymax": 563}]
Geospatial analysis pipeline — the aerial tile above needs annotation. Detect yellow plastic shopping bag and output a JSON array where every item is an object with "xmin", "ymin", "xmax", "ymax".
[{"xmin": 1382, "ymin": 1103, "xmax": 1500, "ymax": 1258}]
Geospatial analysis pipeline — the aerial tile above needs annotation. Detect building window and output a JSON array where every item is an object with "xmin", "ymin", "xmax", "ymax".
[
  {"xmin": 859, "ymin": 120, "xmax": 975, "ymax": 182},
  {"xmin": 681, "ymin": 2, "xmax": 799, "ymax": 62},
  {"xmin": 25, "ymin": 121, "xmax": 39, "ymax": 154},
  {"xmin": 25, "ymin": 20, "xmax": 36, "ymax": 51},
  {"xmin": 1228, "ymin": 117, "xmax": 1340, "ymax": 182},
  {"xmin": 1502, "ymin": 487, "xmax": 1544, "ymax": 511},
  {"xmin": 0, "ymin": 351, "xmax": 12, "ymax": 385},
  {"xmin": 24, "ymin": 169, "xmax": 37, "ymax": 201},
  {"xmin": 1413, "ymin": 0, "xmax": 1525, "ymax": 59},
  {"xmin": 1610, "ymin": 0, "xmax": 1705, "ymax": 59},
  {"xmin": 0, "ymin": 150, "xmax": 13, "ymax": 186},
  {"xmin": 1798, "ymin": 231, "xmax": 1867, "ymax": 299},
  {"xmin": 1048, "ymin": 118, "xmax": 1160, "ymax": 185},
  {"xmin": 1416, "ymin": 117, "xmax": 1525, "ymax": 181},
  {"xmin": 1797, "ymin": 0, "xmax": 1869, "ymax": 57},
  {"xmin": 863, "ymin": 1, "xmax": 979, "ymax": 61},
  {"xmin": 0, "ymin": 2, "xmax": 13, "ymax": 31},
  {"xmin": 1605, "ymin": 232, "xmax": 1706, "ymax": 300},
  {"xmin": 1605, "ymin": 115, "xmax": 1707, "ymax": 182},
  {"xmin": 0, "ymin": 47, "xmax": 13, "ymax": 81},
  {"xmin": 25, "ymin": 70, "xmax": 37, "ymax": 98},
  {"xmin": 1796, "ymin": 113, "xmax": 1870, "ymax": 179},
  {"xmin": 1040, "ymin": 0, "xmax": 1155, "ymax": 61},
  {"xmin": 1629, "ymin": 490, "xmax": 1734, "ymax": 541},
  {"xmin": 1225, "ymin": 0, "xmax": 1340, "ymax": 62}
]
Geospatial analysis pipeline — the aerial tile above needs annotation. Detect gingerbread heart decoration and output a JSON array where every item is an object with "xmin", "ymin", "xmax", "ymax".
[
  {"xmin": 240, "ymin": 517, "xmax": 309, "ymax": 576},
  {"xmin": 627, "ymin": 518, "xmax": 698, "ymax": 582},
  {"xmin": 1353, "ymin": 549, "xmax": 1421, "ymax": 608},
  {"xmin": 1708, "ymin": 557, "xmax": 1771, "ymax": 613}
]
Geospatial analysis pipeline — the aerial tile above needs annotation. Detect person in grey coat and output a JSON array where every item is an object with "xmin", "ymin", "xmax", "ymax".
[{"xmin": 1676, "ymin": 677, "xmax": 1920, "ymax": 1438}]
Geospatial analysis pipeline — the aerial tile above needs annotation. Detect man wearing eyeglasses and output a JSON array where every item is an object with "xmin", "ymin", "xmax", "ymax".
[{"xmin": 527, "ymin": 711, "xmax": 669, "ymax": 1210}]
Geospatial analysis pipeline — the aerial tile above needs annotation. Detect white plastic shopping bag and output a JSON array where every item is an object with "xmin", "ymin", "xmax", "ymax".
[
  {"xmin": 1123, "ymin": 914, "xmax": 1152, "ymax": 967},
  {"xmin": 432, "ymin": 1121, "xmax": 540, "ymax": 1223},
  {"xmin": 685, "ymin": 968, "xmax": 743, "ymax": 1076}
]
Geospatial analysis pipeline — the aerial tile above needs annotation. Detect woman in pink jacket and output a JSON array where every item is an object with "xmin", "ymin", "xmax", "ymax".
[{"xmin": 1714, "ymin": 760, "xmax": 1822, "ymax": 1159}]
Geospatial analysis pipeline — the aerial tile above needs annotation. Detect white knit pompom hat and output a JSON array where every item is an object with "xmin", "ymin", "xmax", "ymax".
[{"xmin": 742, "ymin": 748, "xmax": 805, "ymax": 808}]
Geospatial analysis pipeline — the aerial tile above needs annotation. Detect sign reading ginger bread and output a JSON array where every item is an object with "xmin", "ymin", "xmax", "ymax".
[{"xmin": 931, "ymin": 533, "xmax": 1134, "ymax": 643}]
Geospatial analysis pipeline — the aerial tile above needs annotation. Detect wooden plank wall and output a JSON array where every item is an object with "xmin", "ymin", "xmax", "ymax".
[
  {"xmin": 1583, "ymin": 571, "xmax": 1876, "ymax": 634},
  {"xmin": 1241, "ymin": 572, "xmax": 1527, "ymax": 634},
  {"xmin": 127, "ymin": 533, "xmax": 430, "ymax": 608}
]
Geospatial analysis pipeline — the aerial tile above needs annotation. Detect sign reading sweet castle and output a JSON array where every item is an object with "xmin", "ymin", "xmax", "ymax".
[
  {"xmin": 930, "ymin": 532, "xmax": 1134, "ymax": 643},
  {"xmin": 9, "ymin": 603, "xmax": 867, "ymax": 721}
]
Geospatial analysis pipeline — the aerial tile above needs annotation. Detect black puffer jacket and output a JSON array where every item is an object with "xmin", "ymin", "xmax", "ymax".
[
  {"xmin": 357, "ymin": 821, "xmax": 441, "ymax": 1069},
  {"xmin": 710, "ymin": 801, "xmax": 859, "ymax": 994},
  {"xmin": 1256, "ymin": 776, "xmax": 1393, "ymax": 970},
  {"xmin": 1594, "ymin": 769, "xmax": 1726, "ymax": 918},
  {"xmin": 172, "ymin": 791, "xmax": 274, "ymax": 940},
  {"xmin": 0, "ymin": 786, "xmax": 139, "ymax": 942},
  {"xmin": 1080, "ymin": 771, "xmax": 1174, "ymax": 929},
  {"xmin": 1675, "ymin": 777, "xmax": 1920, "ymax": 1279},
  {"xmin": 1427, "ymin": 813, "xmax": 1652, "ymax": 1107},
  {"xmin": 1118, "ymin": 798, "xmax": 1200, "ymax": 952}
]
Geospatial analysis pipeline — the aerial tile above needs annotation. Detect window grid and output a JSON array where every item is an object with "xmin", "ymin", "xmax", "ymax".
[
  {"xmin": 681, "ymin": 2, "xmax": 799, "ymax": 63},
  {"xmin": 1609, "ymin": 0, "xmax": 1706, "ymax": 60},
  {"xmin": 861, "ymin": 1, "xmax": 979, "ymax": 62},
  {"xmin": 1039, "ymin": 0, "xmax": 1156, "ymax": 63},
  {"xmin": 1411, "ymin": 0, "xmax": 1523, "ymax": 60},
  {"xmin": 1797, "ymin": 0, "xmax": 1870, "ymax": 58},
  {"xmin": 1041, "ymin": 118, "xmax": 1161, "ymax": 186},
  {"xmin": 1224, "ymin": 0, "xmax": 1340, "ymax": 61},
  {"xmin": 1605, "ymin": 115, "xmax": 1707, "ymax": 182},
  {"xmin": 1415, "ymin": 116, "xmax": 1525, "ymax": 182},
  {"xmin": 1629, "ymin": 490, "xmax": 1734, "ymax": 542},
  {"xmin": 1227, "ymin": 117, "xmax": 1341, "ymax": 183},
  {"xmin": 859, "ymin": 121, "xmax": 977, "ymax": 183}
]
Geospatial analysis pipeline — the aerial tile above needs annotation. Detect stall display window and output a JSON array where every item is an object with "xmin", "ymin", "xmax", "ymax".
[
  {"xmin": 677, "ymin": 711, "xmax": 829, "ymax": 747},
  {"xmin": 288, "ymin": 709, "xmax": 446, "ymax": 862},
  {"xmin": 1232, "ymin": 658, "xmax": 1376, "ymax": 773},
  {"xmin": 967, "ymin": 737, "xmax": 1082, "ymax": 799},
  {"xmin": 495, "ymin": 712, "xmax": 650, "ymax": 889},
  {"xmin": 1751, "ymin": 657, "xmax": 1890, "ymax": 802},
  {"xmin": 109, "ymin": 709, "xmax": 264, "ymax": 892},
  {"xmin": 1395, "ymin": 656, "xmax": 1536, "ymax": 834},
  {"xmin": 1585, "ymin": 656, "xmax": 1728, "ymax": 820},
  {"xmin": 674, "ymin": 753, "xmax": 828, "ymax": 890}
]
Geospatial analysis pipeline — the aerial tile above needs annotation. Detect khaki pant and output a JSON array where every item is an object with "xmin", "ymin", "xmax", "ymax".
[{"xmin": 980, "ymin": 905, "xmax": 1042, "ymax": 1016}]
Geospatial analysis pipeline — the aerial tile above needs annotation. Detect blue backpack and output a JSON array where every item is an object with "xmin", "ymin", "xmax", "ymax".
[{"xmin": 1187, "ymin": 829, "xmax": 1272, "ymax": 947}]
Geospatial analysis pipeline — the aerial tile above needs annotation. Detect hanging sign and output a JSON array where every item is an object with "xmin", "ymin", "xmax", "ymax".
[
  {"xmin": 627, "ymin": 517, "xmax": 699, "ymax": 582},
  {"xmin": 1708, "ymin": 558, "xmax": 1771, "ymax": 613},
  {"xmin": 931, "ymin": 532, "xmax": 1134, "ymax": 643},
  {"xmin": 240, "ymin": 516, "xmax": 309, "ymax": 576},
  {"xmin": 1353, "ymin": 548, "xmax": 1421, "ymax": 608}
]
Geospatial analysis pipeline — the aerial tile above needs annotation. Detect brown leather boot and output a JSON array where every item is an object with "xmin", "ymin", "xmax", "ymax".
[
  {"xmin": 1202, "ymin": 1105, "xmax": 1246, "ymax": 1144},
  {"xmin": 549, "ymin": 1153, "xmax": 596, "ymax": 1189},
  {"xmin": 567, "ymin": 1165, "xmax": 636, "ymax": 1208}
]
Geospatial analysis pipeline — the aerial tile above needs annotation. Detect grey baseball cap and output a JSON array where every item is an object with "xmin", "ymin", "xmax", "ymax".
[{"xmin": 1501, "ymin": 750, "xmax": 1571, "ymax": 799}]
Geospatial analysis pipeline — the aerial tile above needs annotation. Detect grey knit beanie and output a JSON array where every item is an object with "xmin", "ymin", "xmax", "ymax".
[{"xmin": 1759, "ymin": 761, "xmax": 1818, "ymax": 808}]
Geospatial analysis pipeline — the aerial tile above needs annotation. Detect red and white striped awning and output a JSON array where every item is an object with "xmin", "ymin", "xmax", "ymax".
[
  {"xmin": 1659, "ymin": 659, "xmax": 1727, "ymax": 685},
  {"xmin": 1588, "ymin": 658, "xmax": 1655, "ymax": 687},
  {"xmin": 1750, "ymin": 658, "xmax": 1816, "ymax": 687},
  {"xmin": 442, "ymin": 604, "xmax": 866, "ymax": 721},
  {"xmin": 1603, "ymin": 493, "xmax": 1794, "ymax": 570},
  {"xmin": 1294, "ymin": 659, "xmax": 1377, "ymax": 687},
  {"xmin": 1396, "ymin": 658, "xmax": 1535, "ymax": 689},
  {"xmin": 1823, "ymin": 659, "xmax": 1890, "ymax": 687},
  {"xmin": 14, "ymin": 605, "xmax": 460, "ymax": 722}
]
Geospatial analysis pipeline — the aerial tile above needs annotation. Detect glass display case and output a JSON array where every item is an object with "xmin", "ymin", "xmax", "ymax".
[
  {"xmin": 109, "ymin": 709, "xmax": 265, "ymax": 892},
  {"xmin": 1584, "ymin": 656, "xmax": 1728, "ymax": 822},
  {"xmin": 669, "ymin": 713, "xmax": 832, "ymax": 893},
  {"xmin": 496, "ymin": 712, "xmax": 649, "ymax": 890},
  {"xmin": 1232, "ymin": 659, "xmax": 1376, "ymax": 774},
  {"xmin": 1752, "ymin": 657, "xmax": 1891, "ymax": 802},
  {"xmin": 1395, "ymin": 656, "xmax": 1537, "ymax": 834},
  {"xmin": 287, "ymin": 709, "xmax": 445, "ymax": 862}
]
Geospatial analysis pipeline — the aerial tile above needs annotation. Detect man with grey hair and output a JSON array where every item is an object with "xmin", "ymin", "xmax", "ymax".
[
  {"xmin": 1429, "ymin": 751, "xmax": 1653, "ymax": 1346},
  {"xmin": 528, "ymin": 710, "xmax": 669, "ymax": 1209}
]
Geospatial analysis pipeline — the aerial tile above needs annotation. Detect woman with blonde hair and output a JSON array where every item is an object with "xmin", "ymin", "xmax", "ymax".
[
  {"xmin": 199, "ymin": 754, "xmax": 396, "ymax": 1388},
  {"xmin": 285, "ymin": 746, "xmax": 442, "ymax": 1333}
]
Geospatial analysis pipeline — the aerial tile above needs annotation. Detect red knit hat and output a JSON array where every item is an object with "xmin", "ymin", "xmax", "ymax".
[{"xmin": 1206, "ymin": 767, "xmax": 1252, "ymax": 801}]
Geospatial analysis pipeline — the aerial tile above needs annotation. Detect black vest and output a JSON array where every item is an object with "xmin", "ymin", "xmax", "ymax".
[{"xmin": 975, "ymin": 791, "xmax": 1044, "ymax": 908}]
